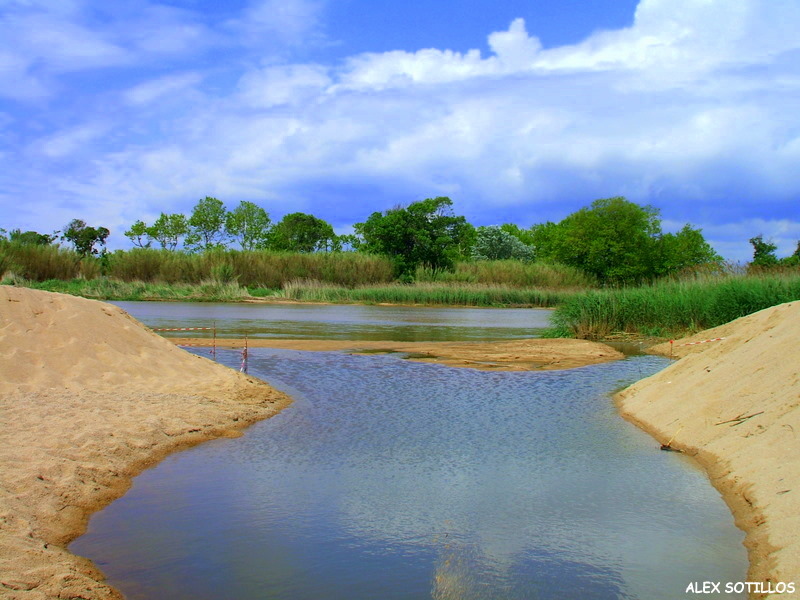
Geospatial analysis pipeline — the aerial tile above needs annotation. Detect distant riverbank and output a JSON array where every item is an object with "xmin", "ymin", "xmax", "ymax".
[{"xmin": 8, "ymin": 270, "xmax": 800, "ymax": 342}]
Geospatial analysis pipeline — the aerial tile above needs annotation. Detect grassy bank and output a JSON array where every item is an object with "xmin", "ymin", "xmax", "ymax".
[
  {"xmin": 0, "ymin": 244, "xmax": 592, "ymax": 289},
  {"xmin": 11, "ymin": 273, "xmax": 800, "ymax": 336},
  {"xmin": 273, "ymin": 280, "xmax": 572, "ymax": 307},
  {"xmin": 20, "ymin": 278, "xmax": 252, "ymax": 302},
  {"xmin": 0, "ymin": 243, "xmax": 593, "ymax": 307},
  {"xmin": 18, "ymin": 277, "xmax": 572, "ymax": 307},
  {"xmin": 5, "ymin": 243, "xmax": 799, "ymax": 334},
  {"xmin": 415, "ymin": 260, "xmax": 596, "ymax": 289},
  {"xmin": 552, "ymin": 273, "xmax": 800, "ymax": 338}
]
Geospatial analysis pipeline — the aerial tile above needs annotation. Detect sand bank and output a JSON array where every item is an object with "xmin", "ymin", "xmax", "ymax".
[
  {"xmin": 616, "ymin": 301, "xmax": 800, "ymax": 597},
  {"xmin": 169, "ymin": 336, "xmax": 624, "ymax": 371},
  {"xmin": 0, "ymin": 287, "xmax": 290, "ymax": 599}
]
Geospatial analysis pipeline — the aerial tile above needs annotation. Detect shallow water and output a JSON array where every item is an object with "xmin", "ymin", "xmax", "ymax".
[
  {"xmin": 110, "ymin": 301, "xmax": 552, "ymax": 341},
  {"xmin": 71, "ymin": 348, "xmax": 747, "ymax": 600}
]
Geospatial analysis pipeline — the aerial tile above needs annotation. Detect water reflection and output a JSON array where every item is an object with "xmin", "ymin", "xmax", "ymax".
[
  {"xmin": 71, "ymin": 349, "xmax": 747, "ymax": 599},
  {"xmin": 111, "ymin": 301, "xmax": 552, "ymax": 341}
]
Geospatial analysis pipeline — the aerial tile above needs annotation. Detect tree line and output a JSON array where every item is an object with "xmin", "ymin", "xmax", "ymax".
[
  {"xmin": 3, "ymin": 195, "xmax": 798, "ymax": 285},
  {"xmin": 125, "ymin": 197, "xmax": 338, "ymax": 253}
]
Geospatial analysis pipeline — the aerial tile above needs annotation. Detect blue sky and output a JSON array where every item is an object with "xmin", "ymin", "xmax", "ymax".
[{"xmin": 1, "ymin": 0, "xmax": 799, "ymax": 261}]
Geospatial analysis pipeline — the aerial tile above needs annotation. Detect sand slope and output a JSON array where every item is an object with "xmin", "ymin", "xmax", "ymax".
[
  {"xmin": 616, "ymin": 301, "xmax": 800, "ymax": 596},
  {"xmin": 0, "ymin": 287, "xmax": 290, "ymax": 599}
]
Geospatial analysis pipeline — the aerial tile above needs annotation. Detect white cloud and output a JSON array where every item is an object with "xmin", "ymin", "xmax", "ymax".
[
  {"xmin": 336, "ymin": 18, "xmax": 542, "ymax": 91},
  {"xmin": 487, "ymin": 17, "xmax": 542, "ymax": 68},
  {"xmin": 36, "ymin": 122, "xmax": 110, "ymax": 158},
  {"xmin": 0, "ymin": 10, "xmax": 129, "ymax": 73},
  {"xmin": 0, "ymin": 51, "xmax": 50, "ymax": 99},
  {"xmin": 236, "ymin": 64, "xmax": 331, "ymax": 108},
  {"xmin": 122, "ymin": 5, "xmax": 211, "ymax": 56},
  {"xmin": 229, "ymin": 0, "xmax": 326, "ymax": 46},
  {"xmin": 124, "ymin": 72, "xmax": 204, "ymax": 106},
  {"xmin": 2, "ymin": 0, "xmax": 799, "ymax": 264},
  {"xmin": 338, "ymin": 0, "xmax": 800, "ymax": 91}
]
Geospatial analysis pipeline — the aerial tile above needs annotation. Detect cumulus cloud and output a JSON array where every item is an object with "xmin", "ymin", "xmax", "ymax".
[
  {"xmin": 2, "ymin": 0, "xmax": 800, "ymax": 262},
  {"xmin": 337, "ymin": 18, "xmax": 542, "ymax": 90}
]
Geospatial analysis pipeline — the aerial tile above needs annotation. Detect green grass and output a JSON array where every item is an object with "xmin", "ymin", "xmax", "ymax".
[
  {"xmin": 276, "ymin": 280, "xmax": 572, "ymax": 307},
  {"xmin": 8, "ymin": 277, "xmax": 574, "ymax": 307},
  {"xmin": 551, "ymin": 272, "xmax": 800, "ymax": 339},
  {"xmin": 19, "ymin": 278, "xmax": 251, "ymax": 302}
]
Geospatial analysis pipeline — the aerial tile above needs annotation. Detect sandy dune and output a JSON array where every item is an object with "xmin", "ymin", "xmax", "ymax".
[
  {"xmin": 617, "ymin": 301, "xmax": 800, "ymax": 597},
  {"xmin": 0, "ymin": 287, "xmax": 290, "ymax": 599}
]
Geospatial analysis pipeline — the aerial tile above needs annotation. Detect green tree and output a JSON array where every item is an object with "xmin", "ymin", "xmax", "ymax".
[
  {"xmin": 749, "ymin": 235, "xmax": 779, "ymax": 267},
  {"xmin": 62, "ymin": 220, "xmax": 110, "ymax": 256},
  {"xmin": 186, "ymin": 196, "xmax": 228, "ymax": 251},
  {"xmin": 782, "ymin": 241, "xmax": 800, "ymax": 267},
  {"xmin": 528, "ymin": 221, "xmax": 563, "ymax": 261},
  {"xmin": 472, "ymin": 226, "xmax": 534, "ymax": 261},
  {"xmin": 268, "ymin": 212, "xmax": 338, "ymax": 253},
  {"xmin": 336, "ymin": 233, "xmax": 361, "ymax": 252},
  {"xmin": 8, "ymin": 229, "xmax": 59, "ymax": 245},
  {"xmin": 653, "ymin": 225, "xmax": 721, "ymax": 276},
  {"xmin": 499, "ymin": 223, "xmax": 537, "ymax": 247},
  {"xmin": 529, "ymin": 197, "xmax": 717, "ymax": 284},
  {"xmin": 544, "ymin": 198, "xmax": 661, "ymax": 283},
  {"xmin": 225, "ymin": 201, "xmax": 271, "ymax": 251},
  {"xmin": 150, "ymin": 213, "xmax": 189, "ymax": 250},
  {"xmin": 354, "ymin": 197, "xmax": 474, "ymax": 278},
  {"xmin": 124, "ymin": 220, "xmax": 152, "ymax": 248}
]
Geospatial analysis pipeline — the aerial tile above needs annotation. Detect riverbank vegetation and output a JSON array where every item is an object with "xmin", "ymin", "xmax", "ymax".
[
  {"xmin": 551, "ymin": 270, "xmax": 800, "ymax": 338},
  {"xmin": 273, "ymin": 280, "xmax": 574, "ymax": 307},
  {"xmin": 3, "ymin": 195, "xmax": 799, "ymax": 337}
]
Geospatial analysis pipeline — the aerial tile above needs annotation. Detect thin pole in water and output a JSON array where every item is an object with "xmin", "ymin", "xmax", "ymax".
[{"xmin": 241, "ymin": 332, "xmax": 248, "ymax": 373}]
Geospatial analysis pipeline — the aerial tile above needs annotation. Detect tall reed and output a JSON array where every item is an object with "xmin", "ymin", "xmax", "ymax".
[
  {"xmin": 0, "ymin": 242, "xmax": 81, "ymax": 281},
  {"xmin": 106, "ymin": 249, "xmax": 395, "ymax": 288},
  {"xmin": 417, "ymin": 260, "xmax": 597, "ymax": 289},
  {"xmin": 552, "ymin": 273, "xmax": 800, "ymax": 338},
  {"xmin": 25, "ymin": 278, "xmax": 250, "ymax": 302},
  {"xmin": 277, "ymin": 280, "xmax": 572, "ymax": 307}
]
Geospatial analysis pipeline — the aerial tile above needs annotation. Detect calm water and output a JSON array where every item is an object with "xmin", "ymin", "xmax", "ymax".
[
  {"xmin": 71, "ymin": 335, "xmax": 747, "ymax": 599},
  {"xmin": 110, "ymin": 301, "xmax": 552, "ymax": 342}
]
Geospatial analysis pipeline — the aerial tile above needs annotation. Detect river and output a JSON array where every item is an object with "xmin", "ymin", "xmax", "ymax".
[{"xmin": 70, "ymin": 302, "xmax": 746, "ymax": 599}]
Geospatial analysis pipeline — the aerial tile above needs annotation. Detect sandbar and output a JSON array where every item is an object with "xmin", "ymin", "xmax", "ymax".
[{"xmin": 168, "ymin": 336, "xmax": 624, "ymax": 371}]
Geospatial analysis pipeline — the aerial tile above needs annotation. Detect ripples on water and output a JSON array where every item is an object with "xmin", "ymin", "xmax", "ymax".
[{"xmin": 71, "ymin": 349, "xmax": 746, "ymax": 600}]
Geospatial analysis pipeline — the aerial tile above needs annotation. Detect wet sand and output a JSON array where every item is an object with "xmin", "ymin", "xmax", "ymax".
[
  {"xmin": 616, "ymin": 302, "xmax": 800, "ymax": 598},
  {"xmin": 168, "ymin": 336, "xmax": 624, "ymax": 371}
]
